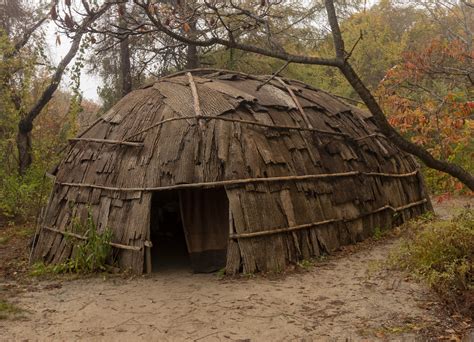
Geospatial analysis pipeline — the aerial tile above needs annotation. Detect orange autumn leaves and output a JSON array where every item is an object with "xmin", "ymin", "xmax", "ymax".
[{"xmin": 378, "ymin": 38, "xmax": 473, "ymax": 193}]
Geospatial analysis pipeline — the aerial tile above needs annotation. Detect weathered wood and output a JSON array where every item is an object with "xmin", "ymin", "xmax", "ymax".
[
  {"xmin": 276, "ymin": 77, "xmax": 313, "ymax": 129},
  {"xmin": 56, "ymin": 170, "xmax": 418, "ymax": 192},
  {"xmin": 186, "ymin": 72, "xmax": 205, "ymax": 130},
  {"xmin": 124, "ymin": 114, "xmax": 351, "ymax": 142},
  {"xmin": 230, "ymin": 199, "xmax": 427, "ymax": 239},
  {"xmin": 42, "ymin": 226, "xmax": 147, "ymax": 251},
  {"xmin": 69, "ymin": 138, "xmax": 144, "ymax": 147},
  {"xmin": 33, "ymin": 69, "xmax": 431, "ymax": 274}
]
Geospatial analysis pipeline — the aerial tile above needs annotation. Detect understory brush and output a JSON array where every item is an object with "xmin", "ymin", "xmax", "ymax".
[
  {"xmin": 31, "ymin": 212, "xmax": 113, "ymax": 276},
  {"xmin": 0, "ymin": 166, "xmax": 52, "ymax": 223},
  {"xmin": 389, "ymin": 209, "xmax": 473, "ymax": 316}
]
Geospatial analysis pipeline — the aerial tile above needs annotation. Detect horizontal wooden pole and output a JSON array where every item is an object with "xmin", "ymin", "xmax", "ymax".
[
  {"xmin": 42, "ymin": 226, "xmax": 150, "ymax": 251},
  {"xmin": 56, "ymin": 170, "xmax": 418, "ymax": 192},
  {"xmin": 69, "ymin": 138, "xmax": 144, "ymax": 147},
  {"xmin": 230, "ymin": 199, "xmax": 427, "ymax": 239},
  {"xmin": 230, "ymin": 219, "xmax": 337, "ymax": 239},
  {"xmin": 363, "ymin": 170, "xmax": 418, "ymax": 178},
  {"xmin": 124, "ymin": 115, "xmax": 352, "ymax": 141},
  {"xmin": 354, "ymin": 133, "xmax": 386, "ymax": 141}
]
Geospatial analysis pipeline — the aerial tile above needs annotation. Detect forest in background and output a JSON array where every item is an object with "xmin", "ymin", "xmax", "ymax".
[{"xmin": 0, "ymin": 0, "xmax": 472, "ymax": 222}]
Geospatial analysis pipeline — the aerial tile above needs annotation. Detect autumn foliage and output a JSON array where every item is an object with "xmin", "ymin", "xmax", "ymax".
[{"xmin": 378, "ymin": 38, "xmax": 473, "ymax": 194}]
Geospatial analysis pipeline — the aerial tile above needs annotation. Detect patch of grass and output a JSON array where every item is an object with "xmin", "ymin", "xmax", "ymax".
[
  {"xmin": 0, "ymin": 225, "xmax": 34, "ymax": 244},
  {"xmin": 243, "ymin": 272, "xmax": 256, "ymax": 279},
  {"xmin": 360, "ymin": 322, "xmax": 424, "ymax": 339},
  {"xmin": 216, "ymin": 267, "xmax": 226, "ymax": 279},
  {"xmin": 389, "ymin": 209, "xmax": 473, "ymax": 314},
  {"xmin": 15, "ymin": 227, "xmax": 34, "ymax": 238},
  {"xmin": 0, "ymin": 235, "xmax": 11, "ymax": 245},
  {"xmin": 30, "ymin": 211, "xmax": 113, "ymax": 276},
  {"xmin": 0, "ymin": 299, "xmax": 25, "ymax": 320},
  {"xmin": 314, "ymin": 254, "xmax": 328, "ymax": 262},
  {"xmin": 373, "ymin": 226, "xmax": 384, "ymax": 240},
  {"xmin": 297, "ymin": 259, "xmax": 314, "ymax": 269}
]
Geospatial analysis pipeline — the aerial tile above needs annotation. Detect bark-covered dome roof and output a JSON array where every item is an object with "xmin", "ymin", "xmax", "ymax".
[{"xmin": 55, "ymin": 68, "xmax": 419, "ymax": 190}]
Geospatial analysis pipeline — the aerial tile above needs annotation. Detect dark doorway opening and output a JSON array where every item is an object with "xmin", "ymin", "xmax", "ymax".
[
  {"xmin": 149, "ymin": 191, "xmax": 190, "ymax": 272},
  {"xmin": 147, "ymin": 188, "xmax": 230, "ymax": 273}
]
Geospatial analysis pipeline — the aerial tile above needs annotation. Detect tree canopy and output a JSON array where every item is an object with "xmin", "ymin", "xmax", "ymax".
[{"xmin": 0, "ymin": 0, "xmax": 472, "ymax": 222}]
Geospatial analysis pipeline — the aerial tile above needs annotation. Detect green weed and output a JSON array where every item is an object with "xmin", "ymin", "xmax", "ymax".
[
  {"xmin": 0, "ymin": 167, "xmax": 52, "ymax": 222},
  {"xmin": 297, "ymin": 259, "xmax": 314, "ymax": 269},
  {"xmin": 373, "ymin": 226, "xmax": 383, "ymax": 240},
  {"xmin": 0, "ymin": 299, "xmax": 25, "ymax": 320},
  {"xmin": 31, "ymin": 211, "xmax": 113, "ymax": 276},
  {"xmin": 0, "ymin": 236, "xmax": 11, "ymax": 245},
  {"xmin": 216, "ymin": 267, "xmax": 226, "ymax": 279}
]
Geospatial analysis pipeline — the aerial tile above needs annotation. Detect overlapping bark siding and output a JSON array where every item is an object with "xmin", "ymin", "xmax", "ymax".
[
  {"xmin": 32, "ymin": 69, "xmax": 430, "ymax": 273},
  {"xmin": 225, "ymin": 174, "xmax": 424, "ymax": 274}
]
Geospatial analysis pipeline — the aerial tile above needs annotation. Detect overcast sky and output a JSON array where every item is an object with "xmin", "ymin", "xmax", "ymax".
[
  {"xmin": 45, "ymin": 0, "xmax": 380, "ymax": 104},
  {"xmin": 45, "ymin": 23, "xmax": 102, "ymax": 103}
]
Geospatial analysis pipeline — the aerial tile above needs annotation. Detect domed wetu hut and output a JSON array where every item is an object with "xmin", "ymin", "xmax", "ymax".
[{"xmin": 32, "ymin": 69, "xmax": 432, "ymax": 274}]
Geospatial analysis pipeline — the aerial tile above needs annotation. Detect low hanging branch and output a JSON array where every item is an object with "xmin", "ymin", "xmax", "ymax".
[
  {"xmin": 125, "ymin": 0, "xmax": 474, "ymax": 190},
  {"xmin": 57, "ymin": 0, "xmax": 472, "ymax": 189},
  {"xmin": 323, "ymin": 0, "xmax": 474, "ymax": 190}
]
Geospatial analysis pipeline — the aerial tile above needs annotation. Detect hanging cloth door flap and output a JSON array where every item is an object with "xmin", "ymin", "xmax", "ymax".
[{"xmin": 179, "ymin": 188, "xmax": 229, "ymax": 272}]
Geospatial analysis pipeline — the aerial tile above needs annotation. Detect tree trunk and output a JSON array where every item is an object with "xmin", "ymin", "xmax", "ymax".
[
  {"xmin": 12, "ymin": 3, "xmax": 111, "ymax": 174},
  {"xmin": 119, "ymin": 3, "xmax": 132, "ymax": 97},
  {"xmin": 339, "ymin": 62, "xmax": 474, "ymax": 190},
  {"xmin": 17, "ymin": 119, "xmax": 32, "ymax": 175},
  {"xmin": 185, "ymin": 15, "xmax": 199, "ymax": 69},
  {"xmin": 186, "ymin": 42, "xmax": 199, "ymax": 69},
  {"xmin": 323, "ymin": 0, "xmax": 474, "ymax": 191}
]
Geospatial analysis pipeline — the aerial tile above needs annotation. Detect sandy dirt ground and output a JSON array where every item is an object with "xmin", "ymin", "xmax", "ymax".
[
  {"xmin": 0, "ymin": 197, "xmax": 472, "ymax": 341},
  {"xmin": 1, "ymin": 242, "xmax": 446, "ymax": 341}
]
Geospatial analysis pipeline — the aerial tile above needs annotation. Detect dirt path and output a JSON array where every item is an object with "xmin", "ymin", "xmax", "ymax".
[
  {"xmin": 2, "ymin": 197, "xmax": 472, "ymax": 341},
  {"xmin": 2, "ymin": 240, "xmax": 444, "ymax": 341}
]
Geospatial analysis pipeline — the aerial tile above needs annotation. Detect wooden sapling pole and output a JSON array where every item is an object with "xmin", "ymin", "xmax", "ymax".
[
  {"xmin": 256, "ymin": 61, "xmax": 291, "ymax": 91},
  {"xmin": 69, "ymin": 138, "xmax": 144, "ymax": 147},
  {"xmin": 229, "ymin": 199, "xmax": 428, "ymax": 239},
  {"xmin": 57, "ymin": 170, "xmax": 419, "ymax": 192},
  {"xmin": 187, "ymin": 72, "xmax": 205, "ymax": 130},
  {"xmin": 43, "ymin": 226, "xmax": 146, "ymax": 251}
]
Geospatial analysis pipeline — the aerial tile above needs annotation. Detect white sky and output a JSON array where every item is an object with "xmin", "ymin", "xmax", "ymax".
[
  {"xmin": 46, "ymin": 23, "xmax": 102, "ymax": 102},
  {"xmin": 44, "ymin": 0, "xmax": 381, "ymax": 104}
]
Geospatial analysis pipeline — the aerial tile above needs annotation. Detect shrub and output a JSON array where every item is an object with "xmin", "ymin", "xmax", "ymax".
[
  {"xmin": 390, "ymin": 210, "xmax": 473, "ymax": 314},
  {"xmin": 0, "ymin": 166, "xmax": 52, "ymax": 222},
  {"xmin": 70, "ymin": 214, "xmax": 113, "ymax": 273}
]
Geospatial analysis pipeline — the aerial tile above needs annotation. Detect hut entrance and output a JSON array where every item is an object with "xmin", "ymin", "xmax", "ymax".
[
  {"xmin": 148, "ymin": 188, "xmax": 229, "ymax": 273},
  {"xmin": 149, "ymin": 191, "xmax": 189, "ymax": 272}
]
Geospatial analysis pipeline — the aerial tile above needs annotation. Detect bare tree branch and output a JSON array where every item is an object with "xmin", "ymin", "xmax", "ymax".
[
  {"xmin": 17, "ymin": 2, "xmax": 113, "ymax": 174},
  {"xmin": 12, "ymin": 16, "xmax": 48, "ymax": 55}
]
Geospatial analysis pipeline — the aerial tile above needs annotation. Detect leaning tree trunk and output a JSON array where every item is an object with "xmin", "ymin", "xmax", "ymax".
[
  {"xmin": 323, "ymin": 0, "xmax": 474, "ymax": 191},
  {"xmin": 13, "ymin": 2, "xmax": 112, "ymax": 175},
  {"xmin": 17, "ymin": 118, "xmax": 33, "ymax": 175},
  {"xmin": 186, "ymin": 41, "xmax": 199, "ymax": 69},
  {"xmin": 15, "ymin": 33, "xmax": 83, "ymax": 175},
  {"xmin": 339, "ymin": 63, "xmax": 474, "ymax": 190}
]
